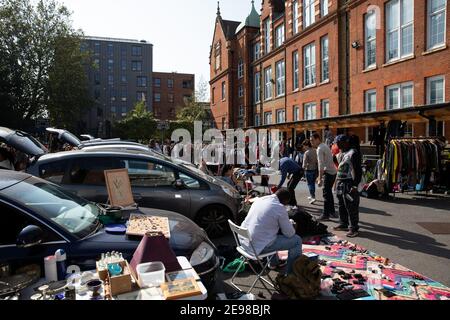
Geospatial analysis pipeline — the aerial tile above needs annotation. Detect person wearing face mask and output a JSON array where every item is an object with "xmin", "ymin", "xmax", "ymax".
[{"xmin": 0, "ymin": 147, "xmax": 15, "ymax": 170}]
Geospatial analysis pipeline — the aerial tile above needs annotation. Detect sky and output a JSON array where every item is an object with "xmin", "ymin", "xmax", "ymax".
[{"xmin": 60, "ymin": 0, "xmax": 262, "ymax": 98}]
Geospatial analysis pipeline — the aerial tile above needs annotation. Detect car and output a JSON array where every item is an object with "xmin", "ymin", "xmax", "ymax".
[{"xmin": 0, "ymin": 170, "xmax": 219, "ymax": 291}]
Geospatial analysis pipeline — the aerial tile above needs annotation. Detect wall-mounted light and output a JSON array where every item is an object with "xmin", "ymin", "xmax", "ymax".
[{"xmin": 352, "ymin": 41, "xmax": 361, "ymax": 49}]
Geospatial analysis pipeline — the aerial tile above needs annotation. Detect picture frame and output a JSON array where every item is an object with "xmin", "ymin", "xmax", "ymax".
[
  {"xmin": 104, "ymin": 169, "xmax": 135, "ymax": 208},
  {"xmin": 161, "ymin": 278, "xmax": 202, "ymax": 300},
  {"xmin": 165, "ymin": 269, "xmax": 200, "ymax": 282}
]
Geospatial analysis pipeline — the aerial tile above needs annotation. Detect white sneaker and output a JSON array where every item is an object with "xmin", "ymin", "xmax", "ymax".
[
  {"xmin": 309, "ymin": 199, "xmax": 317, "ymax": 204},
  {"xmin": 307, "ymin": 196, "xmax": 312, "ymax": 200}
]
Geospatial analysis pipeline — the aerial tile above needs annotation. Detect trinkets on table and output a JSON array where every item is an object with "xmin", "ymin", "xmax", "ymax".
[{"xmin": 64, "ymin": 285, "xmax": 76, "ymax": 300}]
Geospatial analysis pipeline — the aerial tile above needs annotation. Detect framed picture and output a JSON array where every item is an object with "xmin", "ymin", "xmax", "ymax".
[
  {"xmin": 104, "ymin": 169, "xmax": 135, "ymax": 208},
  {"xmin": 161, "ymin": 278, "xmax": 202, "ymax": 300},
  {"xmin": 166, "ymin": 270, "xmax": 199, "ymax": 282}
]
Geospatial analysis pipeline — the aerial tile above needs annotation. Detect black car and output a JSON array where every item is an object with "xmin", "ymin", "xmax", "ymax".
[{"xmin": 0, "ymin": 170, "xmax": 219, "ymax": 290}]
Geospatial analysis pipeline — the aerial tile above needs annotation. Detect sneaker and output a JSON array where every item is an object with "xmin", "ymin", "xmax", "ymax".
[
  {"xmin": 268, "ymin": 260, "xmax": 288, "ymax": 271},
  {"xmin": 307, "ymin": 196, "xmax": 312, "ymax": 200},
  {"xmin": 333, "ymin": 225, "xmax": 349, "ymax": 232},
  {"xmin": 346, "ymin": 231, "xmax": 360, "ymax": 238},
  {"xmin": 317, "ymin": 215, "xmax": 331, "ymax": 221},
  {"xmin": 309, "ymin": 199, "xmax": 317, "ymax": 204}
]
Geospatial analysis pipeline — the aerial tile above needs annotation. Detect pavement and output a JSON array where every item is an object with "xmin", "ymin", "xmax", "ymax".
[{"xmin": 212, "ymin": 175, "xmax": 450, "ymax": 298}]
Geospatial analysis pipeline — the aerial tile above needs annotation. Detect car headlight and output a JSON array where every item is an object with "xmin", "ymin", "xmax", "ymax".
[
  {"xmin": 221, "ymin": 185, "xmax": 240, "ymax": 199},
  {"xmin": 190, "ymin": 242, "xmax": 215, "ymax": 267}
]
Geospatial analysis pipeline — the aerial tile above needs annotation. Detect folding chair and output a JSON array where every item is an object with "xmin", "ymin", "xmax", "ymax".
[{"xmin": 228, "ymin": 220, "xmax": 277, "ymax": 295}]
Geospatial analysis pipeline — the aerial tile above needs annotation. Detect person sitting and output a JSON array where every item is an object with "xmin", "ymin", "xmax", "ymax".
[
  {"xmin": 240, "ymin": 189, "xmax": 302, "ymax": 274},
  {"xmin": 220, "ymin": 165, "xmax": 238, "ymax": 189}
]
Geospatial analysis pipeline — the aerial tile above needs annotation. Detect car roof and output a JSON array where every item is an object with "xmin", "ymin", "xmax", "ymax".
[
  {"xmin": 0, "ymin": 169, "xmax": 32, "ymax": 191},
  {"xmin": 38, "ymin": 148, "xmax": 158, "ymax": 161}
]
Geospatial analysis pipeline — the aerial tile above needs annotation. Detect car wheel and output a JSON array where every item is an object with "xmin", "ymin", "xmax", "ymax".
[{"xmin": 196, "ymin": 205, "xmax": 230, "ymax": 238}]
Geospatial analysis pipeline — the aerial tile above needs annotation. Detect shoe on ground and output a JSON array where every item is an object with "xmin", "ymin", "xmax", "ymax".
[
  {"xmin": 317, "ymin": 215, "xmax": 331, "ymax": 221},
  {"xmin": 268, "ymin": 260, "xmax": 287, "ymax": 271},
  {"xmin": 309, "ymin": 199, "xmax": 317, "ymax": 204},
  {"xmin": 346, "ymin": 231, "xmax": 359, "ymax": 238},
  {"xmin": 333, "ymin": 225, "xmax": 349, "ymax": 232},
  {"xmin": 307, "ymin": 196, "xmax": 312, "ymax": 200}
]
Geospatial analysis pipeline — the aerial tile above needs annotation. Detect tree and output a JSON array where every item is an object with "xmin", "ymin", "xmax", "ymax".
[
  {"xmin": 0, "ymin": 0, "xmax": 90, "ymax": 130},
  {"xmin": 176, "ymin": 78, "xmax": 210, "ymax": 123},
  {"xmin": 113, "ymin": 102, "xmax": 157, "ymax": 142}
]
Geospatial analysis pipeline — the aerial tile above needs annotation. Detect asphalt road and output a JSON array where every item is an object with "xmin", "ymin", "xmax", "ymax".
[{"xmin": 212, "ymin": 175, "xmax": 450, "ymax": 298}]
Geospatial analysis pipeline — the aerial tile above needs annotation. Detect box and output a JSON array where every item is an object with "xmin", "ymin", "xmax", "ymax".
[
  {"xmin": 136, "ymin": 262, "xmax": 166, "ymax": 288},
  {"xmin": 96, "ymin": 261, "xmax": 108, "ymax": 281},
  {"xmin": 107, "ymin": 260, "xmax": 133, "ymax": 296},
  {"xmin": 304, "ymin": 252, "xmax": 319, "ymax": 263}
]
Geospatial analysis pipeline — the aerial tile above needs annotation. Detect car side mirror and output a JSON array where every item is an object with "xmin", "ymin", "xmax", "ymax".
[
  {"xmin": 16, "ymin": 225, "xmax": 44, "ymax": 248},
  {"xmin": 173, "ymin": 179, "xmax": 186, "ymax": 190}
]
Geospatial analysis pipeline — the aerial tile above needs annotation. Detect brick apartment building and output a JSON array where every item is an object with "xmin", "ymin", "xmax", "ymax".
[
  {"xmin": 209, "ymin": 0, "xmax": 450, "ymax": 143},
  {"xmin": 152, "ymin": 72, "xmax": 195, "ymax": 120}
]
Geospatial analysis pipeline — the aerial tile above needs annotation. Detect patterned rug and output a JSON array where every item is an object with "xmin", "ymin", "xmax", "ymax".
[{"xmin": 280, "ymin": 236, "xmax": 450, "ymax": 300}]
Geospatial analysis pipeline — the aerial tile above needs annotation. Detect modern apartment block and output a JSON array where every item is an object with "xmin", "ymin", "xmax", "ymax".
[
  {"xmin": 82, "ymin": 36, "xmax": 153, "ymax": 138},
  {"xmin": 209, "ymin": 0, "xmax": 450, "ymax": 142},
  {"xmin": 152, "ymin": 72, "xmax": 195, "ymax": 120}
]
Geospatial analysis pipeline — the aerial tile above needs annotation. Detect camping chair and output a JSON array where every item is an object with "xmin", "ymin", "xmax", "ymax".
[{"xmin": 228, "ymin": 220, "xmax": 277, "ymax": 295}]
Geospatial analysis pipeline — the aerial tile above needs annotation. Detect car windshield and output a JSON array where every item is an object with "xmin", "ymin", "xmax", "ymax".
[{"xmin": 1, "ymin": 177, "xmax": 100, "ymax": 239}]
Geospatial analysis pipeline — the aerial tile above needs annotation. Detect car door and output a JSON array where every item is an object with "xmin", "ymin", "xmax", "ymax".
[
  {"xmin": 0, "ymin": 201, "xmax": 69, "ymax": 271},
  {"xmin": 121, "ymin": 157, "xmax": 191, "ymax": 216}
]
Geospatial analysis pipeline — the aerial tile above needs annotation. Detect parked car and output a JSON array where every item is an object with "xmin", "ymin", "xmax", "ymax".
[{"xmin": 0, "ymin": 170, "xmax": 219, "ymax": 290}]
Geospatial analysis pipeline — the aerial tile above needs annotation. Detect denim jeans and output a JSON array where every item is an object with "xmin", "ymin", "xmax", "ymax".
[
  {"xmin": 305, "ymin": 170, "xmax": 317, "ymax": 199},
  {"xmin": 287, "ymin": 170, "xmax": 302, "ymax": 206},
  {"xmin": 323, "ymin": 173, "xmax": 336, "ymax": 217},
  {"xmin": 261, "ymin": 234, "xmax": 302, "ymax": 274},
  {"xmin": 336, "ymin": 180, "xmax": 360, "ymax": 232}
]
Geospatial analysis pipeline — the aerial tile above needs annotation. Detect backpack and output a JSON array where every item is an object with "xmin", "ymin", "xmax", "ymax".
[
  {"xmin": 275, "ymin": 255, "xmax": 322, "ymax": 300},
  {"xmin": 290, "ymin": 208, "xmax": 329, "ymax": 237}
]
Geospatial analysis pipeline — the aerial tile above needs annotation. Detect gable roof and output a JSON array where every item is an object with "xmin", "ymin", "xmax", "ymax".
[{"xmin": 221, "ymin": 19, "xmax": 241, "ymax": 40}]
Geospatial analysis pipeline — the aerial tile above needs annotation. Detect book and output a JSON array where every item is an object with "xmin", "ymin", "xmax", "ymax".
[{"xmin": 161, "ymin": 278, "xmax": 202, "ymax": 300}]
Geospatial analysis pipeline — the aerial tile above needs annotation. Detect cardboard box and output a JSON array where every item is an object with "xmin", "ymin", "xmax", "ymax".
[{"xmin": 107, "ymin": 260, "xmax": 133, "ymax": 296}]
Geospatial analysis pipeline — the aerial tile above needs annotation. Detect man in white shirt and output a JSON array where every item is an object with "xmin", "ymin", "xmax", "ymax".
[
  {"xmin": 311, "ymin": 133, "xmax": 337, "ymax": 221},
  {"xmin": 240, "ymin": 189, "xmax": 302, "ymax": 274}
]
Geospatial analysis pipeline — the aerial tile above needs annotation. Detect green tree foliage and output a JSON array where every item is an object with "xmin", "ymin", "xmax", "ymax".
[
  {"xmin": 113, "ymin": 102, "xmax": 157, "ymax": 143},
  {"xmin": 0, "ymin": 0, "xmax": 90, "ymax": 130}
]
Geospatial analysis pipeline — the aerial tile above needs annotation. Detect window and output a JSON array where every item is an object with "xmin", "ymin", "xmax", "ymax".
[
  {"xmin": 136, "ymin": 91, "xmax": 147, "ymax": 102},
  {"xmin": 111, "ymin": 106, "xmax": 116, "ymax": 115},
  {"xmin": 293, "ymin": 106, "xmax": 300, "ymax": 121},
  {"xmin": 120, "ymin": 45, "xmax": 127, "ymax": 56},
  {"xmin": 238, "ymin": 85, "xmax": 244, "ymax": 97},
  {"xmin": 154, "ymin": 93, "xmax": 161, "ymax": 102},
  {"xmin": 222, "ymin": 82, "xmax": 226, "ymax": 100},
  {"xmin": 168, "ymin": 79, "xmax": 174, "ymax": 88},
  {"xmin": 321, "ymin": 36, "xmax": 329, "ymax": 82},
  {"xmin": 254, "ymin": 42, "xmax": 261, "ymax": 60},
  {"xmin": 168, "ymin": 94, "xmax": 174, "ymax": 103},
  {"xmin": 107, "ymin": 44, "xmax": 114, "ymax": 56},
  {"xmin": 264, "ymin": 112, "xmax": 272, "ymax": 125},
  {"xmin": 132, "ymin": 46, "xmax": 142, "ymax": 56},
  {"xmin": 365, "ymin": 89, "xmax": 377, "ymax": 112},
  {"xmin": 276, "ymin": 109, "xmax": 285, "ymax": 123},
  {"xmin": 121, "ymin": 75, "xmax": 127, "ymax": 83},
  {"xmin": 94, "ymin": 59, "xmax": 100, "ymax": 69},
  {"xmin": 365, "ymin": 10, "xmax": 377, "ymax": 68},
  {"xmin": 212, "ymin": 87, "xmax": 216, "ymax": 104},
  {"xmin": 215, "ymin": 42, "xmax": 221, "ymax": 71},
  {"xmin": 304, "ymin": 43, "xmax": 316, "ymax": 87},
  {"xmin": 108, "ymin": 75, "xmax": 114, "ymax": 86},
  {"xmin": 39, "ymin": 160, "xmax": 68, "ymax": 184},
  {"xmin": 182, "ymin": 80, "xmax": 192, "ymax": 89},
  {"xmin": 137, "ymin": 76, "xmax": 147, "ymax": 87},
  {"xmin": 178, "ymin": 172, "xmax": 203, "ymax": 189},
  {"xmin": 293, "ymin": 51, "xmax": 299, "ymax": 90},
  {"xmin": 264, "ymin": 19, "xmax": 271, "ymax": 54},
  {"xmin": 154, "ymin": 78, "xmax": 161, "ymax": 87},
  {"xmin": 275, "ymin": 25, "xmax": 285, "ymax": 48},
  {"xmin": 293, "ymin": 1, "xmax": 299, "ymax": 34},
  {"xmin": 125, "ymin": 159, "xmax": 176, "ymax": 187},
  {"xmin": 68, "ymin": 158, "xmax": 124, "ymax": 186},
  {"xmin": 94, "ymin": 73, "xmax": 100, "ymax": 85},
  {"xmin": 254, "ymin": 113, "xmax": 261, "ymax": 126},
  {"xmin": 131, "ymin": 61, "xmax": 142, "ymax": 71},
  {"xmin": 264, "ymin": 67, "xmax": 273, "ymax": 100},
  {"xmin": 321, "ymin": 0, "xmax": 329, "ymax": 17},
  {"xmin": 427, "ymin": 75, "xmax": 445, "ymax": 104},
  {"xmin": 121, "ymin": 60, "xmax": 127, "ymax": 71},
  {"xmin": 428, "ymin": 0, "xmax": 447, "ymax": 49},
  {"xmin": 239, "ymin": 105, "xmax": 244, "ymax": 118},
  {"xmin": 110, "ymin": 89, "xmax": 116, "ymax": 102},
  {"xmin": 121, "ymin": 87, "xmax": 127, "ymax": 101},
  {"xmin": 386, "ymin": 0, "xmax": 414, "ymax": 62},
  {"xmin": 94, "ymin": 88, "xmax": 100, "ymax": 100},
  {"xmin": 254, "ymin": 72, "xmax": 261, "ymax": 103},
  {"xmin": 94, "ymin": 42, "xmax": 100, "ymax": 55},
  {"xmin": 321, "ymin": 99, "xmax": 330, "ymax": 118},
  {"xmin": 304, "ymin": 102, "xmax": 317, "ymax": 120},
  {"xmin": 303, "ymin": 0, "xmax": 315, "ymax": 28},
  {"xmin": 386, "ymin": 82, "xmax": 414, "ymax": 109},
  {"xmin": 108, "ymin": 59, "xmax": 114, "ymax": 71},
  {"xmin": 275, "ymin": 60, "xmax": 285, "ymax": 96},
  {"xmin": 238, "ymin": 59, "xmax": 244, "ymax": 78}
]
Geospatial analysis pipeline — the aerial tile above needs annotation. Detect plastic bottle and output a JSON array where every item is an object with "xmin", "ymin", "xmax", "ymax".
[
  {"xmin": 44, "ymin": 255, "xmax": 58, "ymax": 282},
  {"xmin": 55, "ymin": 249, "xmax": 67, "ymax": 281}
]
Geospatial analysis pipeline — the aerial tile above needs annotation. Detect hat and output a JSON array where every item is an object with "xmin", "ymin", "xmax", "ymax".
[{"xmin": 334, "ymin": 134, "xmax": 349, "ymax": 144}]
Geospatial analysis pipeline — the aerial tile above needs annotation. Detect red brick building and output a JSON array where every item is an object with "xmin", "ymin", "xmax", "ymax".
[
  {"xmin": 152, "ymin": 72, "xmax": 195, "ymax": 120},
  {"xmin": 209, "ymin": 0, "xmax": 450, "ymax": 143}
]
